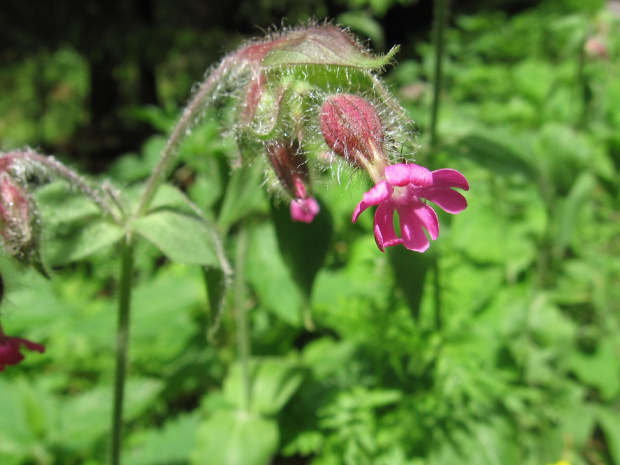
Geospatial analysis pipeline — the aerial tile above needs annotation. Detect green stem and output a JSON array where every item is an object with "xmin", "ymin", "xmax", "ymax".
[
  {"xmin": 429, "ymin": 0, "xmax": 449, "ymax": 151},
  {"xmin": 136, "ymin": 57, "xmax": 236, "ymax": 217},
  {"xmin": 234, "ymin": 226, "xmax": 251, "ymax": 413},
  {"xmin": 432, "ymin": 250, "xmax": 442, "ymax": 331},
  {"xmin": 111, "ymin": 236, "xmax": 135, "ymax": 465}
]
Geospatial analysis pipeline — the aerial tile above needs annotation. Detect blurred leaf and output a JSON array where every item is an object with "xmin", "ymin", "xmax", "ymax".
[
  {"xmin": 192, "ymin": 410, "xmax": 278, "ymax": 465},
  {"xmin": 270, "ymin": 197, "xmax": 332, "ymax": 300},
  {"xmin": 596, "ymin": 406, "xmax": 620, "ymax": 465},
  {"xmin": 553, "ymin": 172, "xmax": 595, "ymax": 255},
  {"xmin": 387, "ymin": 246, "xmax": 432, "ymax": 320},
  {"xmin": 42, "ymin": 219, "xmax": 124, "ymax": 266},
  {"xmin": 566, "ymin": 339, "xmax": 620, "ymax": 401},
  {"xmin": 224, "ymin": 358, "xmax": 306, "ymax": 416},
  {"xmin": 148, "ymin": 183, "xmax": 200, "ymax": 216},
  {"xmin": 217, "ymin": 166, "xmax": 267, "ymax": 229},
  {"xmin": 131, "ymin": 211, "xmax": 219, "ymax": 266},
  {"xmin": 35, "ymin": 182, "xmax": 124, "ymax": 265},
  {"xmin": 336, "ymin": 12, "xmax": 386, "ymax": 50},
  {"xmin": 454, "ymin": 133, "xmax": 535, "ymax": 177},
  {"xmin": 246, "ymin": 222, "xmax": 304, "ymax": 326},
  {"xmin": 124, "ymin": 412, "xmax": 201, "ymax": 465}
]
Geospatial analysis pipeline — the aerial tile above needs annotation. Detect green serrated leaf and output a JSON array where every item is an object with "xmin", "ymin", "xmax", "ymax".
[
  {"xmin": 131, "ymin": 211, "xmax": 219, "ymax": 266},
  {"xmin": 192, "ymin": 410, "xmax": 278, "ymax": 465}
]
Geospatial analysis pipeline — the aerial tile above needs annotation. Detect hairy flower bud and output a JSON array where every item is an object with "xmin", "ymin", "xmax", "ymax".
[
  {"xmin": 0, "ymin": 174, "xmax": 33, "ymax": 256},
  {"xmin": 267, "ymin": 141, "xmax": 319, "ymax": 223},
  {"xmin": 320, "ymin": 94, "xmax": 388, "ymax": 171}
]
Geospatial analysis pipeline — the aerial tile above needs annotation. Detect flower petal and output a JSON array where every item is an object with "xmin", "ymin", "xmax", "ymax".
[
  {"xmin": 290, "ymin": 197, "xmax": 320, "ymax": 223},
  {"xmin": 416, "ymin": 187, "xmax": 468, "ymax": 214},
  {"xmin": 352, "ymin": 180, "xmax": 393, "ymax": 222},
  {"xmin": 16, "ymin": 338, "xmax": 46, "ymax": 354},
  {"xmin": 431, "ymin": 169, "xmax": 469, "ymax": 190},
  {"xmin": 397, "ymin": 202, "xmax": 439, "ymax": 252},
  {"xmin": 373, "ymin": 202, "xmax": 402, "ymax": 252},
  {"xmin": 385, "ymin": 163, "xmax": 432, "ymax": 188}
]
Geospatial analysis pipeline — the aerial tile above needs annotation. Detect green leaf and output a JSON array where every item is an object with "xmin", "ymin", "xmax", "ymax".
[
  {"xmin": 566, "ymin": 339, "xmax": 620, "ymax": 401},
  {"xmin": 246, "ymin": 222, "xmax": 304, "ymax": 326},
  {"xmin": 553, "ymin": 172, "xmax": 595, "ymax": 255},
  {"xmin": 192, "ymin": 410, "xmax": 278, "ymax": 465},
  {"xmin": 124, "ymin": 412, "xmax": 202, "ymax": 465},
  {"xmin": 596, "ymin": 406, "xmax": 620, "ymax": 465},
  {"xmin": 261, "ymin": 25, "xmax": 398, "ymax": 70},
  {"xmin": 131, "ymin": 211, "xmax": 219, "ymax": 266},
  {"xmin": 148, "ymin": 183, "xmax": 200, "ymax": 216},
  {"xmin": 455, "ymin": 133, "xmax": 535, "ymax": 178},
  {"xmin": 217, "ymin": 166, "xmax": 267, "ymax": 229},
  {"xmin": 35, "ymin": 181, "xmax": 124, "ymax": 265},
  {"xmin": 223, "ymin": 358, "xmax": 306, "ymax": 416},
  {"xmin": 43, "ymin": 218, "xmax": 124, "ymax": 266},
  {"xmin": 387, "ymin": 246, "xmax": 432, "ymax": 321},
  {"xmin": 269, "ymin": 197, "xmax": 332, "ymax": 300}
]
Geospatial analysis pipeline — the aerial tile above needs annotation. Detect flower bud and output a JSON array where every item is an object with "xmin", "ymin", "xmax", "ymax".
[
  {"xmin": 0, "ymin": 174, "xmax": 34, "ymax": 259},
  {"xmin": 266, "ymin": 141, "xmax": 319, "ymax": 223},
  {"xmin": 320, "ymin": 94, "xmax": 388, "ymax": 170}
]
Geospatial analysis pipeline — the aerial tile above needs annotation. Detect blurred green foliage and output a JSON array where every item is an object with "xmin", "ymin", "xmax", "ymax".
[{"xmin": 1, "ymin": 0, "xmax": 620, "ymax": 464}]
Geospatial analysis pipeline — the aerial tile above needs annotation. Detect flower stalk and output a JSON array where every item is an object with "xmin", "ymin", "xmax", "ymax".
[{"xmin": 111, "ymin": 235, "xmax": 135, "ymax": 465}]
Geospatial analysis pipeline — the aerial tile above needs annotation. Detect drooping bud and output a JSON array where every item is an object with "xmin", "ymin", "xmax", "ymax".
[
  {"xmin": 0, "ymin": 173, "xmax": 33, "ymax": 256},
  {"xmin": 266, "ymin": 141, "xmax": 319, "ymax": 223},
  {"xmin": 320, "ymin": 94, "xmax": 388, "ymax": 171}
]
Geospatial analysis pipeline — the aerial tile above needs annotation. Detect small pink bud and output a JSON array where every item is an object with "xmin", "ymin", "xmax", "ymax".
[
  {"xmin": 584, "ymin": 37, "xmax": 608, "ymax": 59},
  {"xmin": 320, "ymin": 94, "xmax": 387, "ymax": 169},
  {"xmin": 267, "ymin": 141, "xmax": 319, "ymax": 223}
]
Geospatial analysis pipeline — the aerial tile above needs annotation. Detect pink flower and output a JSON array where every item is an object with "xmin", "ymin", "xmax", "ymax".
[
  {"xmin": 0, "ymin": 326, "xmax": 45, "ymax": 371},
  {"xmin": 353, "ymin": 163, "xmax": 469, "ymax": 252},
  {"xmin": 267, "ymin": 141, "xmax": 320, "ymax": 223},
  {"xmin": 290, "ymin": 191, "xmax": 320, "ymax": 223}
]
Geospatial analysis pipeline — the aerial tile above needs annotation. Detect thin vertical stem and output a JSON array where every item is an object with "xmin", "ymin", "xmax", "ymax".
[
  {"xmin": 429, "ymin": 0, "xmax": 449, "ymax": 332},
  {"xmin": 429, "ymin": 0, "xmax": 449, "ymax": 151},
  {"xmin": 111, "ymin": 236, "xmax": 135, "ymax": 465},
  {"xmin": 234, "ymin": 227, "xmax": 251, "ymax": 412}
]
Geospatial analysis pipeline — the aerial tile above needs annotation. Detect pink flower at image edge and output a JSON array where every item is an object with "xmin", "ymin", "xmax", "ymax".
[
  {"xmin": 0, "ymin": 334, "xmax": 45, "ymax": 371},
  {"xmin": 353, "ymin": 163, "xmax": 469, "ymax": 252}
]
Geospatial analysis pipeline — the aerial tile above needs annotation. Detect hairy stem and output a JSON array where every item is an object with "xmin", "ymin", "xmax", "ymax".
[
  {"xmin": 234, "ymin": 226, "xmax": 251, "ymax": 413},
  {"xmin": 111, "ymin": 236, "xmax": 135, "ymax": 465},
  {"xmin": 3, "ymin": 151, "xmax": 119, "ymax": 222},
  {"xmin": 137, "ymin": 57, "xmax": 236, "ymax": 217}
]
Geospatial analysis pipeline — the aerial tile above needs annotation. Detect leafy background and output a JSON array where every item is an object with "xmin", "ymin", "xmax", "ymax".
[{"xmin": 1, "ymin": 0, "xmax": 620, "ymax": 464}]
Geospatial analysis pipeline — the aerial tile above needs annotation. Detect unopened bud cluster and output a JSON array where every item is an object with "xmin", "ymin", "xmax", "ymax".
[{"xmin": 208, "ymin": 24, "xmax": 469, "ymax": 250}]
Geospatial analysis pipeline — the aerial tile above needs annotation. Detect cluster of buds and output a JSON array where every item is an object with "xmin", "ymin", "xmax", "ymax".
[{"xmin": 220, "ymin": 24, "xmax": 468, "ymax": 251}]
